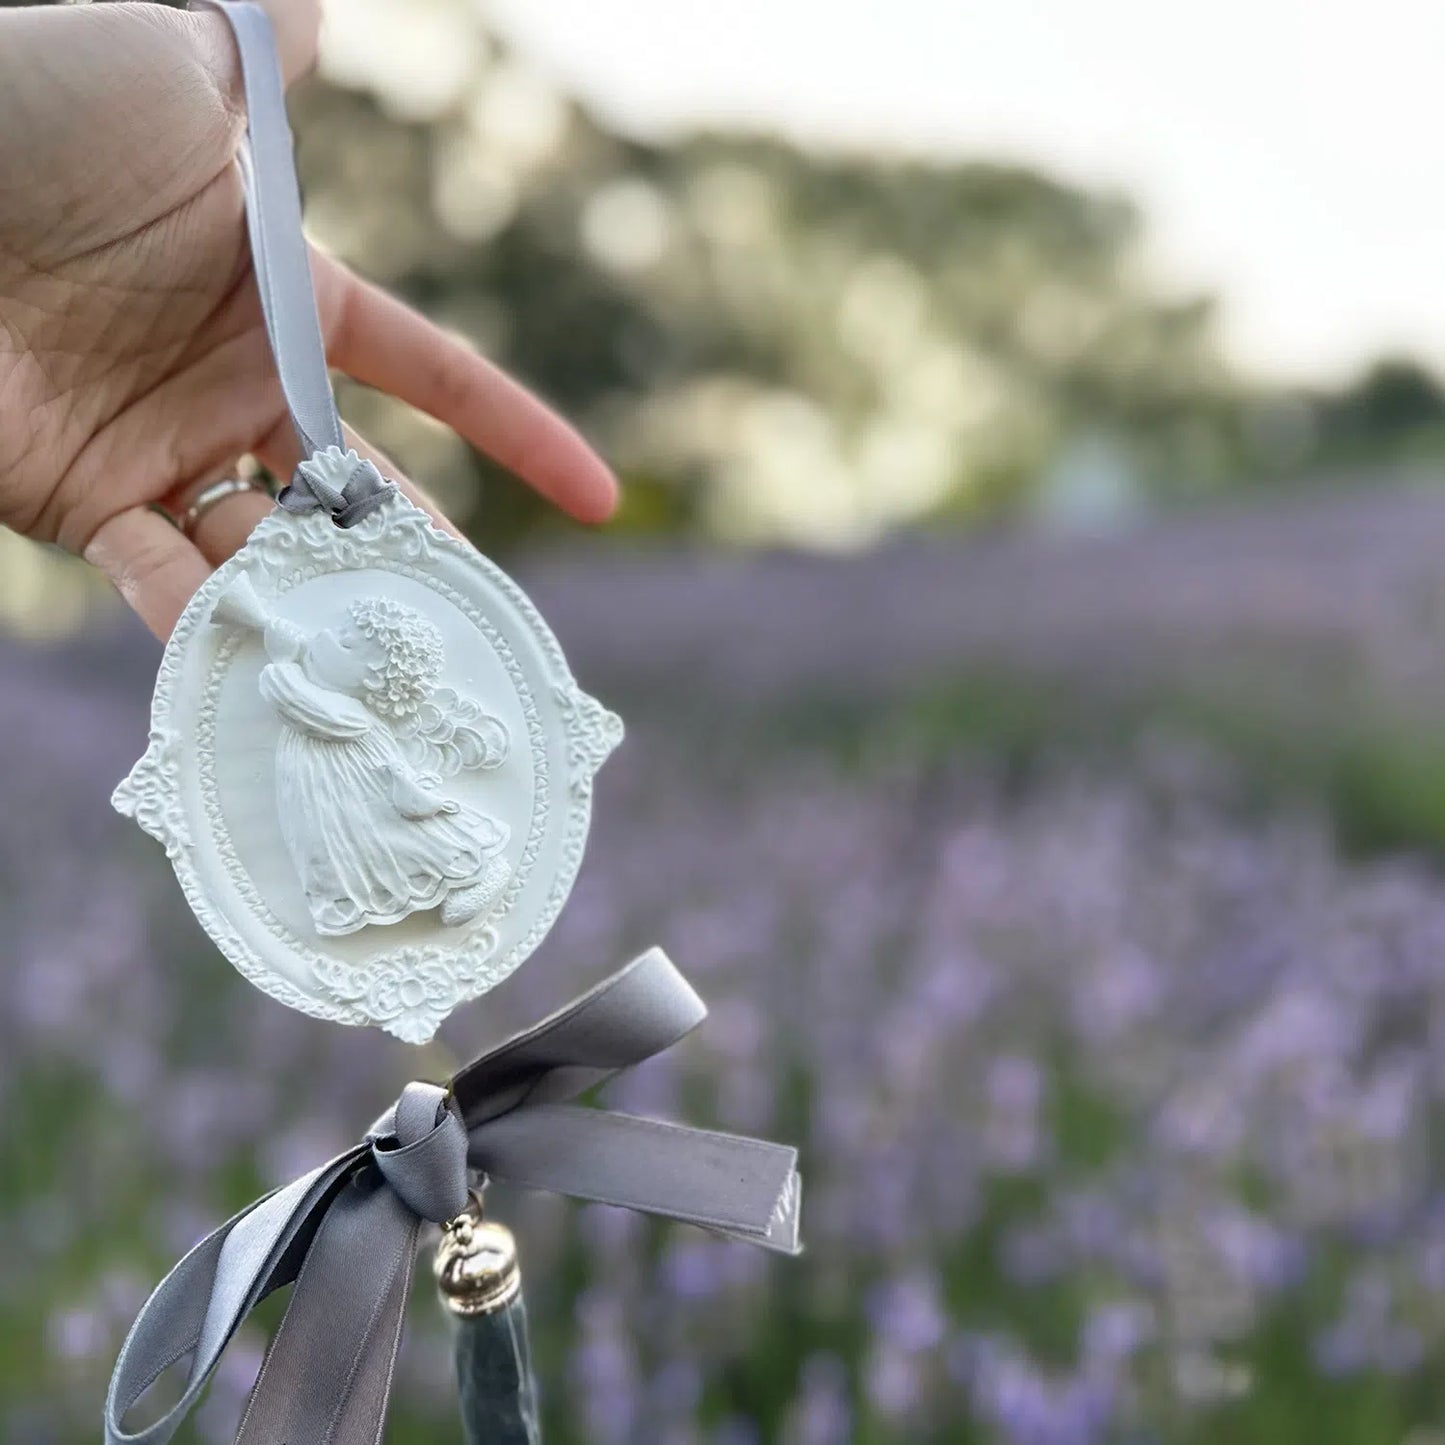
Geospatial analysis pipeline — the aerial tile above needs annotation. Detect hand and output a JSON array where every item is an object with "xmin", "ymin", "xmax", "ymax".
[{"xmin": 0, "ymin": 1, "xmax": 617, "ymax": 640}]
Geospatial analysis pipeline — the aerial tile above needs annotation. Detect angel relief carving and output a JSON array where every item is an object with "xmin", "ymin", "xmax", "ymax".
[{"xmin": 212, "ymin": 575, "xmax": 512, "ymax": 938}]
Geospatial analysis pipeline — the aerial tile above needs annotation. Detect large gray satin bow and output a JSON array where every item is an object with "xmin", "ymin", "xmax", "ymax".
[{"xmin": 104, "ymin": 950, "xmax": 801, "ymax": 1445}]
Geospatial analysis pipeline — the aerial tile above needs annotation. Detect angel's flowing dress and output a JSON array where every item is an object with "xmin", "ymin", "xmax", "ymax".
[{"xmin": 260, "ymin": 662, "xmax": 508, "ymax": 935}]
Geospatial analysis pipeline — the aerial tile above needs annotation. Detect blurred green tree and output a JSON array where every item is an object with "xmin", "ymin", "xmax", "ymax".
[{"xmin": 290, "ymin": 1, "xmax": 1255, "ymax": 549}]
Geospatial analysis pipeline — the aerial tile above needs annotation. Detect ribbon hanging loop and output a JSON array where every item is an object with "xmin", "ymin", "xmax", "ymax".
[{"xmin": 202, "ymin": 0, "xmax": 389, "ymax": 526}]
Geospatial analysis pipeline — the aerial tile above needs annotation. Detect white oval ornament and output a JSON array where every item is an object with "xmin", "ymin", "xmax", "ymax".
[{"xmin": 113, "ymin": 473, "xmax": 622, "ymax": 1043}]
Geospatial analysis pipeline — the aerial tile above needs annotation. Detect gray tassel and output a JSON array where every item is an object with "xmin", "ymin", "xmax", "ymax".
[{"xmin": 435, "ymin": 1195, "xmax": 542, "ymax": 1445}]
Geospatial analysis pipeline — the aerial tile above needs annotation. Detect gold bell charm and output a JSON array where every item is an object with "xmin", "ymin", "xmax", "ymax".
[{"xmin": 434, "ymin": 1192, "xmax": 522, "ymax": 1317}]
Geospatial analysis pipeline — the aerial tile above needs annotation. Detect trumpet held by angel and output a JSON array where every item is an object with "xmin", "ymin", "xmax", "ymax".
[{"xmin": 212, "ymin": 574, "xmax": 512, "ymax": 937}]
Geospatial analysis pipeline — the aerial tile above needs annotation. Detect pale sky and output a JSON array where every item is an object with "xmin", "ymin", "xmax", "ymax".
[{"xmin": 486, "ymin": 0, "xmax": 1445, "ymax": 385}]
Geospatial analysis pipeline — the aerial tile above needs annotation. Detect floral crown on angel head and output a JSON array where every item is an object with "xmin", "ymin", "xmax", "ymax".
[{"xmin": 349, "ymin": 597, "xmax": 443, "ymax": 720}]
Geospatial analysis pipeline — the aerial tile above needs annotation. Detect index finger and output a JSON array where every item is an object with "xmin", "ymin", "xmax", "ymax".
[{"xmin": 317, "ymin": 256, "xmax": 619, "ymax": 525}]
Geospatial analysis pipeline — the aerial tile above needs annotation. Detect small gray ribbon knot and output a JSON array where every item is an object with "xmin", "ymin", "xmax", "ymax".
[
  {"xmin": 279, "ymin": 449, "xmax": 392, "ymax": 528},
  {"xmin": 104, "ymin": 950, "xmax": 802, "ymax": 1445}
]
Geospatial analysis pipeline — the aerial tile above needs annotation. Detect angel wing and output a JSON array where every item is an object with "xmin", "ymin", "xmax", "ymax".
[{"xmin": 398, "ymin": 688, "xmax": 509, "ymax": 778}]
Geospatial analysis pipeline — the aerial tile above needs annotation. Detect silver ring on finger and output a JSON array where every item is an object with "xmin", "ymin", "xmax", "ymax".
[{"xmin": 177, "ymin": 476, "xmax": 275, "ymax": 539}]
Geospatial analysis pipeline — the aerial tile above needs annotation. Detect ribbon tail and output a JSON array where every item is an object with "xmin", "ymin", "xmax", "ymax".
[
  {"xmin": 234, "ymin": 1169, "xmax": 423, "ymax": 1445},
  {"xmin": 105, "ymin": 1148, "xmax": 365, "ymax": 1445},
  {"xmin": 451, "ymin": 947, "xmax": 708, "ymax": 1119},
  {"xmin": 471, "ymin": 1103, "xmax": 803, "ymax": 1255}
]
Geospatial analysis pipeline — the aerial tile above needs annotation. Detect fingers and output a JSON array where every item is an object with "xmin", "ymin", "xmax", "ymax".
[
  {"xmin": 83, "ymin": 507, "xmax": 211, "ymax": 643},
  {"xmin": 316, "ymin": 255, "xmax": 620, "ymax": 524}
]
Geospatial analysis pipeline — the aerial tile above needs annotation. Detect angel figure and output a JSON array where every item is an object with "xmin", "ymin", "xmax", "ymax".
[{"xmin": 213, "ymin": 574, "xmax": 512, "ymax": 937}]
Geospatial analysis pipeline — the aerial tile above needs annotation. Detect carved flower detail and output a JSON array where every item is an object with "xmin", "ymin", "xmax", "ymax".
[{"xmin": 312, "ymin": 932, "xmax": 500, "ymax": 1044}]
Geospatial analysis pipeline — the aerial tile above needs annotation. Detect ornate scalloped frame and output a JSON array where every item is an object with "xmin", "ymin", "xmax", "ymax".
[{"xmin": 113, "ymin": 494, "xmax": 622, "ymax": 1043}]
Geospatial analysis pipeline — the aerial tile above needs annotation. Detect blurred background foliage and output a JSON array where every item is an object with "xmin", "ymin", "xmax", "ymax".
[
  {"xmin": 292, "ymin": 2, "xmax": 1445, "ymax": 549},
  {"xmin": 13, "ymin": 2, "xmax": 1445, "ymax": 1445}
]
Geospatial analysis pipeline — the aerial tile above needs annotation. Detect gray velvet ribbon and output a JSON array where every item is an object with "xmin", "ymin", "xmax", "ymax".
[
  {"xmin": 203, "ymin": 0, "xmax": 390, "ymax": 526},
  {"xmin": 103, "ymin": 950, "xmax": 802, "ymax": 1445}
]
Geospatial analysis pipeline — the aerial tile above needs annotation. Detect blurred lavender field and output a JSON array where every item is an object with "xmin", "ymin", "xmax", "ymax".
[{"xmin": 8, "ymin": 494, "xmax": 1445, "ymax": 1443}]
